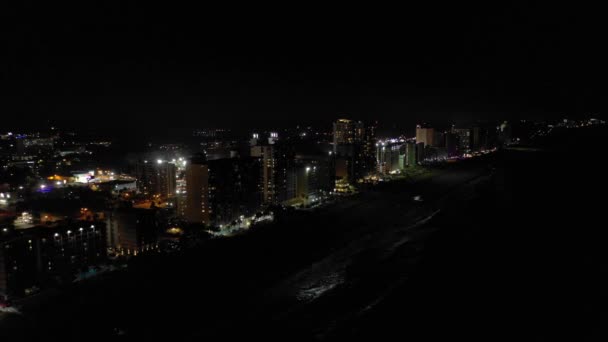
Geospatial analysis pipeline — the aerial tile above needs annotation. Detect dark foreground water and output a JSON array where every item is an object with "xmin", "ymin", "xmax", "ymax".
[{"xmin": 1, "ymin": 126, "xmax": 607, "ymax": 341}]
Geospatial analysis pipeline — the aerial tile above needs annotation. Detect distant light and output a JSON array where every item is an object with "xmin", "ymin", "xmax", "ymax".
[
  {"xmin": 157, "ymin": 159, "xmax": 163, "ymax": 164},
  {"xmin": 56, "ymin": 181, "xmax": 62, "ymax": 186},
  {"xmin": 79, "ymin": 227, "xmax": 84, "ymax": 232},
  {"xmin": 18, "ymin": 186, "xmax": 23, "ymax": 190},
  {"xmin": 40, "ymin": 184, "xmax": 46, "ymax": 189},
  {"xmin": 306, "ymin": 167, "xmax": 311, "ymax": 172},
  {"xmin": 54, "ymin": 233, "xmax": 59, "ymax": 237},
  {"xmin": 67, "ymin": 230, "xmax": 72, "ymax": 235}
]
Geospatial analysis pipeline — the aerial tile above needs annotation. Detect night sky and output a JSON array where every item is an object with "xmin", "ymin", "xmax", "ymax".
[{"xmin": 1, "ymin": 3, "xmax": 604, "ymax": 135}]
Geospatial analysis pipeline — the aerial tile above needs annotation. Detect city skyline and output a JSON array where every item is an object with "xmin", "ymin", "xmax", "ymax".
[{"xmin": 2, "ymin": 3, "xmax": 607, "ymax": 341}]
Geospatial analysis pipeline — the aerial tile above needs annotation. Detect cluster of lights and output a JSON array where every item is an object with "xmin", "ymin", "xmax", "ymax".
[{"xmin": 53, "ymin": 225, "xmax": 95, "ymax": 238}]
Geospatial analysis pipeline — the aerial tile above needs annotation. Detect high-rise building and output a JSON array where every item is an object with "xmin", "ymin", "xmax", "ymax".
[
  {"xmin": 332, "ymin": 119, "xmax": 376, "ymax": 182},
  {"xmin": 185, "ymin": 155, "xmax": 210, "ymax": 225},
  {"xmin": 376, "ymin": 140, "xmax": 403, "ymax": 174},
  {"xmin": 207, "ymin": 157, "xmax": 261, "ymax": 225},
  {"xmin": 1, "ymin": 223, "xmax": 107, "ymax": 298},
  {"xmin": 105, "ymin": 208, "xmax": 159, "ymax": 257},
  {"xmin": 185, "ymin": 155, "xmax": 262, "ymax": 226},
  {"xmin": 416, "ymin": 142, "xmax": 426, "ymax": 163},
  {"xmin": 332, "ymin": 119, "xmax": 364, "ymax": 151},
  {"xmin": 250, "ymin": 134, "xmax": 294, "ymax": 205},
  {"xmin": 405, "ymin": 142, "xmax": 417, "ymax": 166},
  {"xmin": 445, "ymin": 132, "xmax": 458, "ymax": 157},
  {"xmin": 286, "ymin": 154, "xmax": 332, "ymax": 205},
  {"xmin": 416, "ymin": 125, "xmax": 435, "ymax": 147},
  {"xmin": 134, "ymin": 160, "xmax": 177, "ymax": 198},
  {"xmin": 452, "ymin": 128, "xmax": 471, "ymax": 154},
  {"xmin": 363, "ymin": 121, "xmax": 378, "ymax": 175}
]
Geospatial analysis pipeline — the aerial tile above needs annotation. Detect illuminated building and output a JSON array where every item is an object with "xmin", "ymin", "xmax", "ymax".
[
  {"xmin": 185, "ymin": 154, "xmax": 261, "ymax": 226},
  {"xmin": 333, "ymin": 178, "xmax": 354, "ymax": 195},
  {"xmin": 207, "ymin": 157, "xmax": 261, "ymax": 225},
  {"xmin": 415, "ymin": 125, "xmax": 435, "ymax": 147},
  {"xmin": 376, "ymin": 140, "xmax": 403, "ymax": 174},
  {"xmin": 287, "ymin": 155, "xmax": 332, "ymax": 205},
  {"xmin": 250, "ymin": 133, "xmax": 294, "ymax": 205},
  {"xmin": 332, "ymin": 119, "xmax": 376, "ymax": 182},
  {"xmin": 193, "ymin": 128, "xmax": 231, "ymax": 140},
  {"xmin": 452, "ymin": 128, "xmax": 472, "ymax": 154},
  {"xmin": 332, "ymin": 119, "xmax": 364, "ymax": 149},
  {"xmin": 1, "ymin": 223, "xmax": 107, "ymax": 298},
  {"xmin": 363, "ymin": 121, "xmax": 378, "ymax": 176},
  {"xmin": 406, "ymin": 142, "xmax": 417, "ymax": 166},
  {"xmin": 105, "ymin": 209, "xmax": 159, "ymax": 256},
  {"xmin": 185, "ymin": 155, "xmax": 210, "ymax": 225},
  {"xmin": 134, "ymin": 160, "xmax": 177, "ymax": 198},
  {"xmin": 416, "ymin": 142, "xmax": 425, "ymax": 163}
]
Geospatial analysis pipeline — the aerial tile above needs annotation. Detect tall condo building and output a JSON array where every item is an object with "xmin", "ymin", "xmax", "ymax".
[{"xmin": 415, "ymin": 125, "xmax": 435, "ymax": 147}]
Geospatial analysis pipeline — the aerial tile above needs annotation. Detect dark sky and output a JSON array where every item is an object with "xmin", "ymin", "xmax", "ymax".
[{"xmin": 1, "ymin": 3, "xmax": 605, "ymax": 135}]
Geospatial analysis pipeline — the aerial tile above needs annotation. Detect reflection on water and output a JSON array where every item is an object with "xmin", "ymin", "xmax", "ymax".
[{"xmin": 296, "ymin": 271, "xmax": 344, "ymax": 302}]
